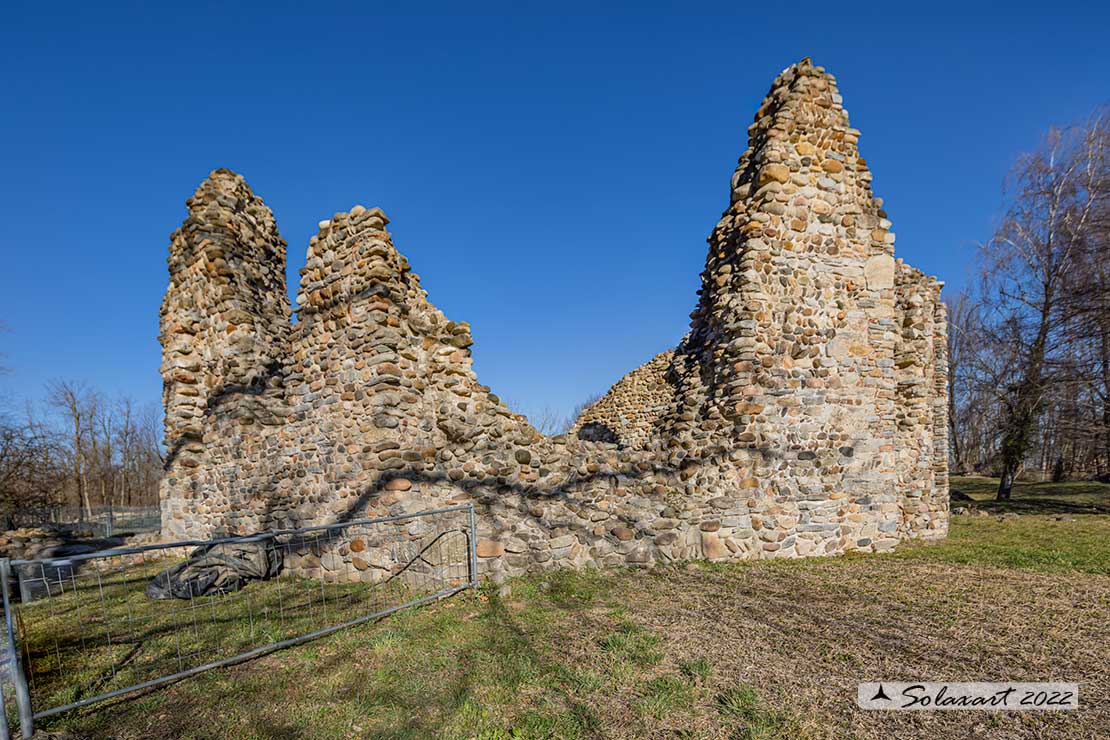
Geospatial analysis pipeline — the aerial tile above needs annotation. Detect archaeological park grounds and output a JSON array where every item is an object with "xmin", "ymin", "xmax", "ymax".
[
  {"xmin": 5, "ymin": 476, "xmax": 1108, "ymax": 739},
  {"xmin": 2, "ymin": 9, "xmax": 1110, "ymax": 740}
]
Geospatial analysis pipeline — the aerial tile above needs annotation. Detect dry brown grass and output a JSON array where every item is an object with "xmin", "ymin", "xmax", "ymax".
[{"xmin": 612, "ymin": 557, "xmax": 1109, "ymax": 739}]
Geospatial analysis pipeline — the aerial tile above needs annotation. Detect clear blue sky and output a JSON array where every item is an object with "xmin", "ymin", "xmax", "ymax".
[{"xmin": 1, "ymin": 1, "xmax": 1107, "ymax": 424}]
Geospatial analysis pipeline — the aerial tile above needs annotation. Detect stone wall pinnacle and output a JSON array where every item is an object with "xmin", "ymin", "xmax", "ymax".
[{"xmin": 159, "ymin": 169, "xmax": 290, "ymax": 470}]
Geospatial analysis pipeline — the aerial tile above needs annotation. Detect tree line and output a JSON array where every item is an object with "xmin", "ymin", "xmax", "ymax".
[
  {"xmin": 948, "ymin": 109, "xmax": 1109, "ymax": 499},
  {"xmin": 0, "ymin": 379, "xmax": 162, "ymax": 528}
]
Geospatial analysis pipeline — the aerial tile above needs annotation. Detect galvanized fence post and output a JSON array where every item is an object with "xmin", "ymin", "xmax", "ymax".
[
  {"xmin": 467, "ymin": 503, "xmax": 479, "ymax": 589},
  {"xmin": 14, "ymin": 570, "xmax": 29, "ymax": 609},
  {"xmin": 0, "ymin": 560, "xmax": 33, "ymax": 739},
  {"xmin": 0, "ymin": 668, "xmax": 10, "ymax": 740}
]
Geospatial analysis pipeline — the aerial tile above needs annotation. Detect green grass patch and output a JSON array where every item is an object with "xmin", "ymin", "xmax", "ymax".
[
  {"xmin": 635, "ymin": 673, "xmax": 695, "ymax": 718},
  {"xmin": 678, "ymin": 657, "xmax": 713, "ymax": 682},
  {"xmin": 599, "ymin": 620, "xmax": 664, "ymax": 667},
  {"xmin": 524, "ymin": 567, "xmax": 609, "ymax": 608},
  {"xmin": 883, "ymin": 476, "xmax": 1110, "ymax": 575},
  {"xmin": 896, "ymin": 512, "xmax": 1110, "ymax": 575},
  {"xmin": 717, "ymin": 684, "xmax": 800, "ymax": 739}
]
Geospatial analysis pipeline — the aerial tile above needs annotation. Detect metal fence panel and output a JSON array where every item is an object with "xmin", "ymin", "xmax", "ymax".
[
  {"xmin": 0, "ymin": 504, "xmax": 476, "ymax": 739},
  {"xmin": 7, "ymin": 505, "xmax": 162, "ymax": 539}
]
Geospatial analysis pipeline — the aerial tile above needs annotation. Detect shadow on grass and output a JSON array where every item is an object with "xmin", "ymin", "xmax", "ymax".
[
  {"xmin": 951, "ymin": 494, "xmax": 1110, "ymax": 515},
  {"xmin": 303, "ymin": 586, "xmax": 602, "ymax": 739},
  {"xmin": 43, "ymin": 580, "xmax": 608, "ymax": 739},
  {"xmin": 949, "ymin": 476, "xmax": 1110, "ymax": 515}
]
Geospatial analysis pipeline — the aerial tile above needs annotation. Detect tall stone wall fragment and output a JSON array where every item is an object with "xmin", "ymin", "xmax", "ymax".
[{"xmin": 159, "ymin": 58, "xmax": 949, "ymax": 575}]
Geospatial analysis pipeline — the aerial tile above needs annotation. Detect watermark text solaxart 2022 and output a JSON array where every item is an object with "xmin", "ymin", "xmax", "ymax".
[{"xmin": 857, "ymin": 682, "xmax": 1079, "ymax": 710}]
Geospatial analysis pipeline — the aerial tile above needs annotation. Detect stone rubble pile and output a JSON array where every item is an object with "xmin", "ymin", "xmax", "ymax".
[{"xmin": 0, "ymin": 528, "xmax": 70, "ymax": 561}]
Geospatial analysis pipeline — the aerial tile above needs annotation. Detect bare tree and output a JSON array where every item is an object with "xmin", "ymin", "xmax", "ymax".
[
  {"xmin": 116, "ymin": 396, "xmax": 134, "ymax": 507},
  {"xmin": 529, "ymin": 406, "xmax": 570, "ymax": 437},
  {"xmin": 0, "ymin": 412, "xmax": 65, "ymax": 528},
  {"xmin": 0, "ymin": 380, "xmax": 164, "ymax": 533},
  {"xmin": 136, "ymin": 402, "xmax": 165, "ymax": 504},
  {"xmin": 976, "ymin": 112, "xmax": 1109, "ymax": 499},
  {"xmin": 46, "ymin": 380, "xmax": 95, "ymax": 518},
  {"xmin": 568, "ymin": 393, "xmax": 603, "ymax": 427},
  {"xmin": 0, "ymin": 421, "xmax": 40, "ymax": 527},
  {"xmin": 89, "ymin": 390, "xmax": 113, "ymax": 513},
  {"xmin": 945, "ymin": 293, "xmax": 976, "ymax": 473},
  {"xmin": 1066, "ymin": 111, "xmax": 1110, "ymax": 476}
]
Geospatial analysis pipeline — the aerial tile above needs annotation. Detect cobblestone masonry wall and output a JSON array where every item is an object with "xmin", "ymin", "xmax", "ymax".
[
  {"xmin": 160, "ymin": 59, "xmax": 948, "ymax": 581},
  {"xmin": 569, "ymin": 350, "xmax": 676, "ymax": 446}
]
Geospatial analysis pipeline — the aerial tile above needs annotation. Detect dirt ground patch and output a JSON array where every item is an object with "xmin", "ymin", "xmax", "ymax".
[{"xmin": 612, "ymin": 557, "xmax": 1109, "ymax": 739}]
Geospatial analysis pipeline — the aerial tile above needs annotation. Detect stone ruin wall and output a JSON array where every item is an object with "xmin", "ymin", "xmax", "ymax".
[
  {"xmin": 569, "ymin": 350, "xmax": 675, "ymax": 446},
  {"xmin": 159, "ymin": 59, "xmax": 948, "ymax": 583}
]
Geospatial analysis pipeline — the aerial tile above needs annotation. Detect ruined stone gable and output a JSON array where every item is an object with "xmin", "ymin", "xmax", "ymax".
[
  {"xmin": 160, "ymin": 58, "xmax": 948, "ymax": 580},
  {"xmin": 570, "ymin": 350, "xmax": 676, "ymax": 446}
]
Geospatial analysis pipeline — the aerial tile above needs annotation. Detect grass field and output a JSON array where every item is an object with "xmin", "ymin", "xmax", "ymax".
[{"xmin": 20, "ymin": 477, "xmax": 1110, "ymax": 739}]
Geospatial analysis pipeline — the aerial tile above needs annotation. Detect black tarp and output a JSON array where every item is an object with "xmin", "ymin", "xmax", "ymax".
[{"xmin": 146, "ymin": 539, "xmax": 283, "ymax": 600}]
